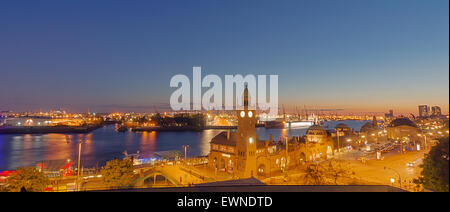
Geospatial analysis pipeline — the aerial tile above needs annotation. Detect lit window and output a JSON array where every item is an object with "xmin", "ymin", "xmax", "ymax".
[
  {"xmin": 240, "ymin": 111, "xmax": 245, "ymax": 118},
  {"xmin": 249, "ymin": 137, "xmax": 253, "ymax": 144},
  {"xmin": 248, "ymin": 111, "xmax": 253, "ymax": 118}
]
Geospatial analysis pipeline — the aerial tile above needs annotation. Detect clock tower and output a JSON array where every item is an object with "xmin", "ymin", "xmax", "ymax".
[{"xmin": 236, "ymin": 85, "xmax": 257, "ymax": 178}]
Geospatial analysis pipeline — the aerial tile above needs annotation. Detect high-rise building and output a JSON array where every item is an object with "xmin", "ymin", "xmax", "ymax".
[
  {"xmin": 431, "ymin": 106, "xmax": 442, "ymax": 117},
  {"xmin": 385, "ymin": 109, "xmax": 394, "ymax": 120},
  {"xmin": 418, "ymin": 105, "xmax": 429, "ymax": 118}
]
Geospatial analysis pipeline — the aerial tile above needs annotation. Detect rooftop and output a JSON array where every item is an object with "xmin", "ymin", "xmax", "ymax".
[{"xmin": 389, "ymin": 118, "xmax": 418, "ymax": 128}]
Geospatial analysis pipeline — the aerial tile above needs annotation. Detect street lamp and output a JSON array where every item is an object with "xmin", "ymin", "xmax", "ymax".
[
  {"xmin": 182, "ymin": 145, "xmax": 189, "ymax": 164},
  {"xmin": 390, "ymin": 178, "xmax": 395, "ymax": 186},
  {"xmin": 418, "ymin": 133, "xmax": 428, "ymax": 149},
  {"xmin": 75, "ymin": 141, "xmax": 82, "ymax": 191},
  {"xmin": 336, "ymin": 129, "xmax": 341, "ymax": 153},
  {"xmin": 385, "ymin": 166, "xmax": 402, "ymax": 188}
]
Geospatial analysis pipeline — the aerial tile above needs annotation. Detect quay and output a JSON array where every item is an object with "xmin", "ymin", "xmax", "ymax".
[{"xmin": 0, "ymin": 125, "xmax": 103, "ymax": 134}]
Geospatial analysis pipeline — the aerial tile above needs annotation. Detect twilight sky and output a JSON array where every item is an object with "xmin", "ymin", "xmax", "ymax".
[{"xmin": 0, "ymin": 0, "xmax": 448, "ymax": 115}]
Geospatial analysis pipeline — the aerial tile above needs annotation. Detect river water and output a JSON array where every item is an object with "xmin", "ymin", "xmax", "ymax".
[{"xmin": 0, "ymin": 120, "xmax": 369, "ymax": 171}]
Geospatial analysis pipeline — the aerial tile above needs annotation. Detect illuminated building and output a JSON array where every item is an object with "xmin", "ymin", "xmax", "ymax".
[
  {"xmin": 334, "ymin": 123, "xmax": 351, "ymax": 137},
  {"xmin": 331, "ymin": 123, "xmax": 356, "ymax": 148},
  {"xmin": 387, "ymin": 117, "xmax": 421, "ymax": 141},
  {"xmin": 359, "ymin": 116, "xmax": 379, "ymax": 143},
  {"xmin": 305, "ymin": 124, "xmax": 328, "ymax": 142},
  {"xmin": 2, "ymin": 117, "xmax": 53, "ymax": 127},
  {"xmin": 208, "ymin": 86, "xmax": 334, "ymax": 178}
]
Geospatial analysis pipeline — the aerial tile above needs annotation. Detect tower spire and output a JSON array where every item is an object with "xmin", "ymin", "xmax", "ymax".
[
  {"xmin": 244, "ymin": 84, "xmax": 249, "ymax": 109},
  {"xmin": 236, "ymin": 84, "xmax": 257, "ymax": 178}
]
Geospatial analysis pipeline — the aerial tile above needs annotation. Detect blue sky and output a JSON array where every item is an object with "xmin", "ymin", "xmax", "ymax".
[{"xmin": 0, "ymin": 0, "xmax": 448, "ymax": 114}]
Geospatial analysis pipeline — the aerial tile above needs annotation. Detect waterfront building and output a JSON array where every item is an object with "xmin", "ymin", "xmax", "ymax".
[
  {"xmin": 0, "ymin": 111, "xmax": 15, "ymax": 118},
  {"xmin": 334, "ymin": 123, "xmax": 351, "ymax": 137},
  {"xmin": 306, "ymin": 124, "xmax": 328, "ymax": 142},
  {"xmin": 331, "ymin": 123, "xmax": 357, "ymax": 148},
  {"xmin": 386, "ymin": 117, "xmax": 421, "ymax": 142},
  {"xmin": 1, "ymin": 116, "xmax": 87, "ymax": 127},
  {"xmin": 359, "ymin": 116, "xmax": 379, "ymax": 143},
  {"xmin": 208, "ymin": 86, "xmax": 334, "ymax": 179},
  {"xmin": 2, "ymin": 116, "xmax": 53, "ymax": 127}
]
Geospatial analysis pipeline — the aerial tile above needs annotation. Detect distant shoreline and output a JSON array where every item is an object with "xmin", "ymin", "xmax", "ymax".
[
  {"xmin": 131, "ymin": 125, "xmax": 237, "ymax": 132},
  {"xmin": 129, "ymin": 124, "xmax": 267, "ymax": 132}
]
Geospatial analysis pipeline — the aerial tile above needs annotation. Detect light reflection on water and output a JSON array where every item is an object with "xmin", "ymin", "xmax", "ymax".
[{"xmin": 0, "ymin": 120, "xmax": 369, "ymax": 171}]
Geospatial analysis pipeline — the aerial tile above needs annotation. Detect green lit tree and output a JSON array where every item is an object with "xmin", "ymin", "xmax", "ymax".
[
  {"xmin": 3, "ymin": 167, "xmax": 49, "ymax": 192},
  {"xmin": 414, "ymin": 137, "xmax": 449, "ymax": 192},
  {"xmin": 101, "ymin": 158, "xmax": 135, "ymax": 189}
]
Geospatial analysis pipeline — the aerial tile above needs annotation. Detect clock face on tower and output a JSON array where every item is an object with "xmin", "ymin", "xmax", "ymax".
[
  {"xmin": 248, "ymin": 111, "xmax": 253, "ymax": 118},
  {"xmin": 240, "ymin": 111, "xmax": 245, "ymax": 118}
]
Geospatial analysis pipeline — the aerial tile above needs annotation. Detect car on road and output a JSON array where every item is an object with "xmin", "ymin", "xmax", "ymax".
[{"xmin": 406, "ymin": 162, "xmax": 415, "ymax": 167}]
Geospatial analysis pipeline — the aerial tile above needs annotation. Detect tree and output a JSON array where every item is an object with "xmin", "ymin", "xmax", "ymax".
[
  {"xmin": 302, "ymin": 163, "xmax": 325, "ymax": 185},
  {"xmin": 101, "ymin": 158, "xmax": 135, "ymax": 189},
  {"xmin": 3, "ymin": 167, "xmax": 49, "ymax": 192},
  {"xmin": 414, "ymin": 137, "xmax": 449, "ymax": 192},
  {"xmin": 324, "ymin": 159, "xmax": 354, "ymax": 185}
]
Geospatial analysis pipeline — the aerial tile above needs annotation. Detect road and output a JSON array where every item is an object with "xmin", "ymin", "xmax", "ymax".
[{"xmin": 344, "ymin": 149, "xmax": 426, "ymax": 191}]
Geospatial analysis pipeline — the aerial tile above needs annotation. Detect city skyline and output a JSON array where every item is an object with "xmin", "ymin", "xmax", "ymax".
[{"xmin": 0, "ymin": 0, "xmax": 448, "ymax": 114}]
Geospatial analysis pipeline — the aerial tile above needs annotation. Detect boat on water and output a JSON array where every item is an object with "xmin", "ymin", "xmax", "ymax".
[
  {"xmin": 264, "ymin": 118, "xmax": 316, "ymax": 129},
  {"xmin": 123, "ymin": 150, "xmax": 158, "ymax": 166},
  {"xmin": 116, "ymin": 125, "xmax": 128, "ymax": 132},
  {"xmin": 264, "ymin": 120, "xmax": 315, "ymax": 129},
  {"xmin": 264, "ymin": 120, "xmax": 285, "ymax": 128},
  {"xmin": 123, "ymin": 150, "xmax": 143, "ymax": 165},
  {"xmin": 286, "ymin": 120, "xmax": 314, "ymax": 128}
]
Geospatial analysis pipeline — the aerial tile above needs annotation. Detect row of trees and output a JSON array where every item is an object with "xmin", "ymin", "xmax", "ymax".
[
  {"xmin": 414, "ymin": 137, "xmax": 449, "ymax": 192},
  {"xmin": 1, "ymin": 158, "xmax": 136, "ymax": 192},
  {"xmin": 302, "ymin": 159, "xmax": 355, "ymax": 185},
  {"xmin": 100, "ymin": 158, "xmax": 135, "ymax": 188},
  {"xmin": 1, "ymin": 167, "xmax": 49, "ymax": 192}
]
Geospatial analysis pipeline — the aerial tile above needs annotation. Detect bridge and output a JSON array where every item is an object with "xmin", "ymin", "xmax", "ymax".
[{"xmin": 132, "ymin": 165, "xmax": 214, "ymax": 188}]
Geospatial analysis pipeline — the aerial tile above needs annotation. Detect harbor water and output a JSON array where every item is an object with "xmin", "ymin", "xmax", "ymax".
[{"xmin": 0, "ymin": 120, "xmax": 369, "ymax": 171}]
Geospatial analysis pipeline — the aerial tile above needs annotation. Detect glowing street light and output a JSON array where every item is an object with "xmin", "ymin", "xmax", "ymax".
[
  {"xmin": 390, "ymin": 178, "xmax": 395, "ymax": 186},
  {"xmin": 182, "ymin": 145, "xmax": 189, "ymax": 163}
]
